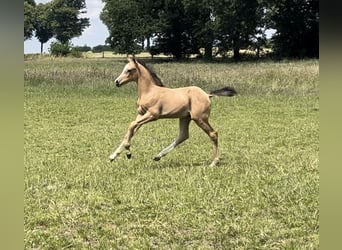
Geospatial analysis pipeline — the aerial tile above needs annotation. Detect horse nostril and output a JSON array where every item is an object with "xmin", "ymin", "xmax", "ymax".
[{"xmin": 115, "ymin": 79, "xmax": 120, "ymax": 87}]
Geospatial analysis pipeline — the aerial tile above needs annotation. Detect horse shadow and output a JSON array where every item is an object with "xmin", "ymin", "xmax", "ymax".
[{"xmin": 148, "ymin": 157, "xmax": 230, "ymax": 170}]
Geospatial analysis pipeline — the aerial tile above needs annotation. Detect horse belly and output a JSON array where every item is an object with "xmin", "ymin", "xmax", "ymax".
[
  {"xmin": 161, "ymin": 108, "xmax": 189, "ymax": 118},
  {"xmin": 159, "ymin": 94, "xmax": 190, "ymax": 118}
]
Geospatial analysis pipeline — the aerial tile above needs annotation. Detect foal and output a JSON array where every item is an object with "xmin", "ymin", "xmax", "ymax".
[{"xmin": 109, "ymin": 57, "xmax": 236, "ymax": 166}]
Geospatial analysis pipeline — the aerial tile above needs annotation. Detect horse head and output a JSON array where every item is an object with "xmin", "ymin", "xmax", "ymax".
[{"xmin": 114, "ymin": 56, "xmax": 140, "ymax": 87}]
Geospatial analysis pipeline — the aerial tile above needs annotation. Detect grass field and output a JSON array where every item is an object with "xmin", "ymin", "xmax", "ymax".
[{"xmin": 24, "ymin": 57, "xmax": 319, "ymax": 249}]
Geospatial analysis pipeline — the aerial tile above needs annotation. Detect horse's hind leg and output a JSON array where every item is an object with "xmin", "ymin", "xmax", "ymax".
[
  {"xmin": 194, "ymin": 118, "xmax": 219, "ymax": 167},
  {"xmin": 153, "ymin": 116, "xmax": 191, "ymax": 161}
]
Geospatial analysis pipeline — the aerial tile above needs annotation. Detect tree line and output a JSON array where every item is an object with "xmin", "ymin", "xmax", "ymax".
[{"xmin": 25, "ymin": 0, "xmax": 318, "ymax": 60}]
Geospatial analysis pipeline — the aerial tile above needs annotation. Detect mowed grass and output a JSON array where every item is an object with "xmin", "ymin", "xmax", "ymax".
[{"xmin": 24, "ymin": 58, "xmax": 319, "ymax": 249}]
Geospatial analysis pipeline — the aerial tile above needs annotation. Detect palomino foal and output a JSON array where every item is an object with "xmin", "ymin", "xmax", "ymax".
[{"xmin": 109, "ymin": 57, "xmax": 236, "ymax": 167}]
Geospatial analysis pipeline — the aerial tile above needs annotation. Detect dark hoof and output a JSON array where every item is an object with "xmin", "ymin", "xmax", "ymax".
[
  {"xmin": 153, "ymin": 156, "xmax": 161, "ymax": 161},
  {"xmin": 126, "ymin": 152, "xmax": 132, "ymax": 159}
]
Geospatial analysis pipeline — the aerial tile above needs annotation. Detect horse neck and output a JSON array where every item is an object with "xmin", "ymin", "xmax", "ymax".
[{"xmin": 137, "ymin": 65, "xmax": 157, "ymax": 97}]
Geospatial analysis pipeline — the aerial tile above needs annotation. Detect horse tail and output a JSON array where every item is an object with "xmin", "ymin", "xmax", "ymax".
[{"xmin": 209, "ymin": 86, "xmax": 237, "ymax": 97}]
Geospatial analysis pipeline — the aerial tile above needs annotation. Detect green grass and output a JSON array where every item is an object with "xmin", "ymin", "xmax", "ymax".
[{"xmin": 25, "ymin": 58, "xmax": 319, "ymax": 249}]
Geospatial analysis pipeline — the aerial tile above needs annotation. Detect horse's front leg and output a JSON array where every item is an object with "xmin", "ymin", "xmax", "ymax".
[
  {"xmin": 109, "ymin": 112, "xmax": 156, "ymax": 162},
  {"xmin": 108, "ymin": 130, "xmax": 132, "ymax": 161}
]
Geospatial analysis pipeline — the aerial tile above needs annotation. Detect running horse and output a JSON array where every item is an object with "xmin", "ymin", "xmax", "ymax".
[{"xmin": 109, "ymin": 57, "xmax": 236, "ymax": 167}]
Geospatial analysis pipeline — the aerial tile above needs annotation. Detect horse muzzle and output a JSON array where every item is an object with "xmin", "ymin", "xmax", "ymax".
[{"xmin": 115, "ymin": 79, "xmax": 121, "ymax": 87}]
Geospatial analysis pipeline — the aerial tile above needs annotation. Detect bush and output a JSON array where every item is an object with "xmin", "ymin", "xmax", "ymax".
[
  {"xmin": 92, "ymin": 45, "xmax": 112, "ymax": 53},
  {"xmin": 74, "ymin": 45, "xmax": 92, "ymax": 52},
  {"xmin": 49, "ymin": 41, "xmax": 71, "ymax": 57},
  {"xmin": 69, "ymin": 47, "xmax": 83, "ymax": 58}
]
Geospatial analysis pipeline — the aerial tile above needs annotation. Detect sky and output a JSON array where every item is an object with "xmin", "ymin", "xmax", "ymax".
[{"xmin": 24, "ymin": 0, "xmax": 109, "ymax": 54}]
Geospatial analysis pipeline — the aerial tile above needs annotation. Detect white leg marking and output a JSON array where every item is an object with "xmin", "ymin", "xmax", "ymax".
[{"xmin": 154, "ymin": 116, "xmax": 190, "ymax": 161}]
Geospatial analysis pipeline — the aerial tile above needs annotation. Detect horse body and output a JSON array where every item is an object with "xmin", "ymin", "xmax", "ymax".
[
  {"xmin": 109, "ymin": 57, "xmax": 236, "ymax": 166},
  {"xmin": 138, "ymin": 86, "xmax": 210, "ymax": 119}
]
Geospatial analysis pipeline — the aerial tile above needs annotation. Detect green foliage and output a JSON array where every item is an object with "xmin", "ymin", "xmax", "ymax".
[
  {"xmin": 69, "ymin": 48, "xmax": 82, "ymax": 58},
  {"xmin": 100, "ymin": 0, "xmax": 146, "ymax": 55},
  {"xmin": 101, "ymin": 0, "xmax": 265, "ymax": 59},
  {"xmin": 92, "ymin": 45, "xmax": 112, "ymax": 53},
  {"xmin": 24, "ymin": 0, "xmax": 91, "ymax": 53},
  {"xmin": 74, "ymin": 45, "xmax": 92, "ymax": 52},
  {"xmin": 34, "ymin": 3, "xmax": 54, "ymax": 53},
  {"xmin": 24, "ymin": 0, "xmax": 36, "ymax": 40},
  {"xmin": 24, "ymin": 58, "xmax": 318, "ymax": 249},
  {"xmin": 265, "ymin": 0, "xmax": 319, "ymax": 58},
  {"xmin": 100, "ymin": 0, "xmax": 318, "ymax": 59},
  {"xmin": 214, "ymin": 0, "xmax": 261, "ymax": 60},
  {"xmin": 69, "ymin": 45, "xmax": 92, "ymax": 58},
  {"xmin": 49, "ymin": 42, "xmax": 90, "ymax": 57},
  {"xmin": 155, "ymin": 0, "xmax": 182, "ymax": 58},
  {"xmin": 49, "ymin": 41, "xmax": 71, "ymax": 57},
  {"xmin": 49, "ymin": 0, "xmax": 90, "ymax": 44},
  {"xmin": 148, "ymin": 46, "xmax": 162, "ymax": 58},
  {"xmin": 182, "ymin": 0, "xmax": 217, "ymax": 59},
  {"xmin": 25, "ymin": 0, "xmax": 319, "ymax": 59}
]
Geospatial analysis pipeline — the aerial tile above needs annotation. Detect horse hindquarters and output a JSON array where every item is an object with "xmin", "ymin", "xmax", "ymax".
[{"xmin": 188, "ymin": 87, "xmax": 219, "ymax": 166}]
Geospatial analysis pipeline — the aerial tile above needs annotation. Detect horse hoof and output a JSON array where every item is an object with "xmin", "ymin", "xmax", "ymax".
[
  {"xmin": 209, "ymin": 160, "xmax": 220, "ymax": 167},
  {"xmin": 126, "ymin": 152, "xmax": 132, "ymax": 159},
  {"xmin": 153, "ymin": 156, "xmax": 161, "ymax": 161},
  {"xmin": 109, "ymin": 153, "xmax": 117, "ymax": 162}
]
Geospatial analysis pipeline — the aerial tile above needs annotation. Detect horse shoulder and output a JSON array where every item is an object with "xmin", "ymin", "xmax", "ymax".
[{"xmin": 136, "ymin": 93, "xmax": 162, "ymax": 116}]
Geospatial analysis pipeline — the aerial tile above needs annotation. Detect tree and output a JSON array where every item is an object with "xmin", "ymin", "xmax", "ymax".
[
  {"xmin": 49, "ymin": 0, "xmax": 90, "ymax": 44},
  {"xmin": 214, "ymin": 0, "xmax": 260, "ymax": 60},
  {"xmin": 101, "ymin": 0, "xmax": 157, "ymax": 55},
  {"xmin": 156, "ymin": 0, "xmax": 262, "ymax": 59},
  {"xmin": 267, "ymin": 0, "xmax": 319, "ymax": 58},
  {"xmin": 24, "ymin": 0, "xmax": 36, "ymax": 40},
  {"xmin": 155, "ymin": 0, "xmax": 189, "ymax": 59},
  {"xmin": 182, "ymin": 0, "xmax": 217, "ymax": 59},
  {"xmin": 101, "ymin": 0, "xmax": 195, "ymax": 58},
  {"xmin": 138, "ymin": 0, "xmax": 164, "ymax": 51},
  {"xmin": 99, "ymin": 0, "xmax": 317, "ymax": 60},
  {"xmin": 101, "ymin": 0, "xmax": 261, "ymax": 59},
  {"xmin": 34, "ymin": 3, "xmax": 54, "ymax": 54}
]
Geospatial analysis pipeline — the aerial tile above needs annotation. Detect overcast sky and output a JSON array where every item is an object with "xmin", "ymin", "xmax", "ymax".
[{"xmin": 24, "ymin": 0, "xmax": 109, "ymax": 54}]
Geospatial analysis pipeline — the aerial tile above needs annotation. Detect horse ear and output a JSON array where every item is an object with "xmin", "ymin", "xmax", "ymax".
[
  {"xmin": 128, "ymin": 54, "xmax": 136, "ymax": 63},
  {"xmin": 128, "ymin": 55, "xmax": 140, "ymax": 73}
]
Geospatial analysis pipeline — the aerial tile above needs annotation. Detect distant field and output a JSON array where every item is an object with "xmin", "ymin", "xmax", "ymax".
[
  {"xmin": 24, "ymin": 58, "xmax": 319, "ymax": 249},
  {"xmin": 24, "ymin": 47, "xmax": 272, "ymax": 60},
  {"xmin": 24, "ymin": 51, "xmax": 168, "ymax": 60}
]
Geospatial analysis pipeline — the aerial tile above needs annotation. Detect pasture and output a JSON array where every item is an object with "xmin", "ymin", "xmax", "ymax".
[{"xmin": 24, "ymin": 57, "xmax": 319, "ymax": 249}]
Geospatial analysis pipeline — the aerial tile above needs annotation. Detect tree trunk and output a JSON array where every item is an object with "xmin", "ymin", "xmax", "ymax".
[
  {"xmin": 256, "ymin": 46, "xmax": 260, "ymax": 58},
  {"xmin": 40, "ymin": 42, "xmax": 43, "ymax": 55},
  {"xmin": 233, "ymin": 47, "xmax": 240, "ymax": 61},
  {"xmin": 204, "ymin": 43, "xmax": 213, "ymax": 60},
  {"xmin": 232, "ymin": 37, "xmax": 241, "ymax": 61}
]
